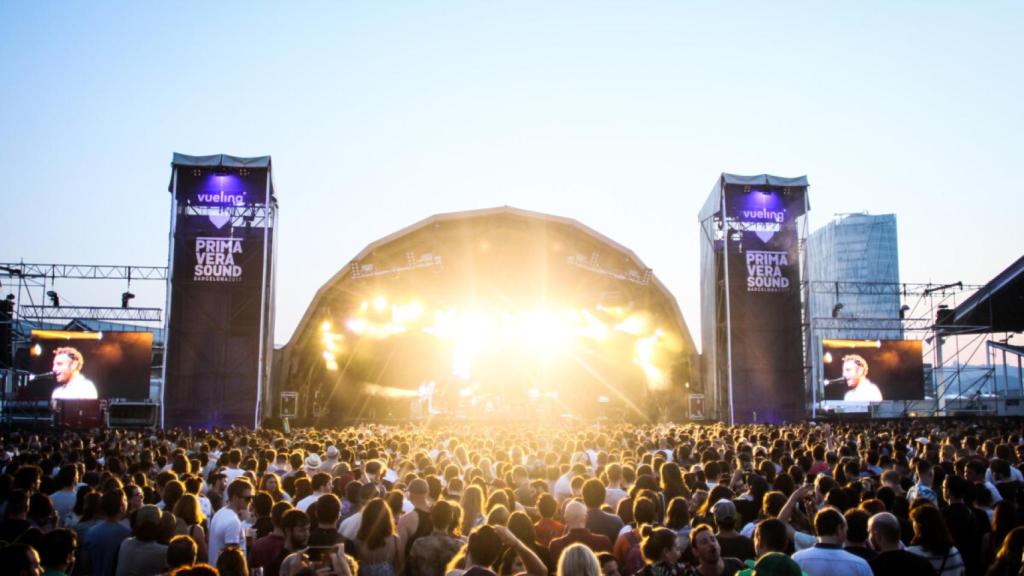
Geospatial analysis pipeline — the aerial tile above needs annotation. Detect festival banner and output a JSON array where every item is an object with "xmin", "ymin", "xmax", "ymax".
[{"xmin": 724, "ymin": 186, "xmax": 806, "ymax": 423}]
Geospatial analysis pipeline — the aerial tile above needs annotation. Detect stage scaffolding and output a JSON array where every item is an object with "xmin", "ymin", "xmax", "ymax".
[{"xmin": 806, "ymin": 280, "xmax": 1021, "ymax": 418}]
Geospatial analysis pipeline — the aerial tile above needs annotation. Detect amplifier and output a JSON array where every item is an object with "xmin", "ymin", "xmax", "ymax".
[
  {"xmin": 107, "ymin": 402, "xmax": 158, "ymax": 428},
  {"xmin": 56, "ymin": 400, "xmax": 103, "ymax": 429}
]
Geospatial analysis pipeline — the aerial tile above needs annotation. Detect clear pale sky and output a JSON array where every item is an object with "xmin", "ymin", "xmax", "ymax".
[{"xmin": 2, "ymin": 2, "xmax": 1021, "ymax": 348}]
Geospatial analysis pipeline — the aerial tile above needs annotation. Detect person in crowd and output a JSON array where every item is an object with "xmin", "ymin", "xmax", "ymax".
[
  {"xmin": 711, "ymin": 499, "xmax": 755, "ymax": 562},
  {"xmin": 310, "ymin": 493, "xmax": 344, "ymax": 547},
  {"xmin": 84, "ymin": 488, "xmax": 131, "ymax": 576},
  {"xmin": 251, "ymin": 501, "xmax": 296, "ymax": 576},
  {"xmin": 208, "ymin": 478, "xmax": 253, "ymax": 564},
  {"xmin": 172, "ymin": 493, "xmax": 208, "ymax": 562},
  {"xmin": 0, "ymin": 542, "xmax": 43, "ymax": 576},
  {"xmin": 841, "ymin": 509, "xmax": 876, "ymax": 562},
  {"xmin": 215, "ymin": 544, "xmax": 248, "ymax": 576},
  {"xmin": 115, "ymin": 504, "xmax": 170, "ymax": 576},
  {"xmin": 39, "ymin": 528, "xmax": 77, "ymax": 576},
  {"xmin": 595, "ymin": 552, "xmax": 621, "ymax": 576},
  {"xmin": 353, "ymin": 497, "xmax": 402, "ymax": 575},
  {"xmin": 986, "ymin": 527, "xmax": 1024, "ymax": 576},
  {"xmin": 907, "ymin": 504, "xmax": 965, "ymax": 576},
  {"xmin": 50, "ymin": 465, "xmax": 79, "ymax": 525},
  {"xmin": 297, "ymin": 472, "xmax": 332, "ymax": 512},
  {"xmin": 791, "ymin": 508, "xmax": 872, "ymax": 576},
  {"xmin": 399, "ymin": 478, "xmax": 434, "ymax": 557},
  {"xmin": 688, "ymin": 523, "xmax": 745, "ymax": 576},
  {"xmin": 165, "ymin": 534, "xmax": 199, "ymax": 575},
  {"xmin": 409, "ymin": 500, "xmax": 464, "ymax": 576},
  {"xmin": 633, "ymin": 526, "xmax": 683, "ymax": 576},
  {"xmin": 549, "ymin": 501, "xmax": 611, "ymax": 562},
  {"xmin": 867, "ymin": 512, "xmax": 937, "ymax": 576},
  {"xmin": 582, "ymin": 479, "xmax": 624, "ymax": 546},
  {"xmin": 612, "ymin": 496, "xmax": 658, "ymax": 576},
  {"xmin": 556, "ymin": 542, "xmax": 600, "ymax": 576},
  {"xmin": 260, "ymin": 471, "xmax": 292, "ymax": 502},
  {"xmin": 533, "ymin": 494, "xmax": 565, "ymax": 549}
]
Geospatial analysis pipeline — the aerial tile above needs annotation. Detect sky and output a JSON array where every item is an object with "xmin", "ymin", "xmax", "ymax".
[{"xmin": 1, "ymin": 1, "xmax": 1021, "ymax": 350}]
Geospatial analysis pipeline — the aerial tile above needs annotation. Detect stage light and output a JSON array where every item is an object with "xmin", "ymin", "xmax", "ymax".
[
  {"xmin": 373, "ymin": 296, "xmax": 388, "ymax": 312},
  {"xmin": 528, "ymin": 387, "xmax": 540, "ymax": 399},
  {"xmin": 616, "ymin": 314, "xmax": 647, "ymax": 335},
  {"xmin": 46, "ymin": 291, "xmax": 60, "ymax": 307},
  {"xmin": 899, "ymin": 305, "xmax": 910, "ymax": 319},
  {"xmin": 321, "ymin": 320, "xmax": 332, "ymax": 332},
  {"xmin": 121, "ymin": 291, "xmax": 135, "ymax": 308},
  {"xmin": 31, "ymin": 344, "xmax": 42, "ymax": 356},
  {"xmin": 823, "ymin": 351, "xmax": 833, "ymax": 363},
  {"xmin": 458, "ymin": 386, "xmax": 473, "ymax": 398},
  {"xmin": 832, "ymin": 303, "xmax": 844, "ymax": 318},
  {"xmin": 325, "ymin": 359, "xmax": 339, "ymax": 371},
  {"xmin": 597, "ymin": 395, "xmax": 610, "ymax": 404},
  {"xmin": 346, "ymin": 318, "xmax": 368, "ymax": 335}
]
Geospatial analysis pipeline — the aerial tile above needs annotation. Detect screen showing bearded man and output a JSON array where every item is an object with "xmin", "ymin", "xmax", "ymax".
[{"xmin": 51, "ymin": 346, "xmax": 98, "ymax": 401}]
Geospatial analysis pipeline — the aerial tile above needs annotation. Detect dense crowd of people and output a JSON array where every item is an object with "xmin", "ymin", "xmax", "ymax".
[{"xmin": 0, "ymin": 417, "xmax": 1023, "ymax": 576}]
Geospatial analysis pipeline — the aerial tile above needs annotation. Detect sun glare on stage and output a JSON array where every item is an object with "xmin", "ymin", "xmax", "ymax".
[{"xmin": 316, "ymin": 295, "xmax": 681, "ymax": 402}]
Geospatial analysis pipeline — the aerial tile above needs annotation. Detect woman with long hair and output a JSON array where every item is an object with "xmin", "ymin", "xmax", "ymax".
[
  {"xmin": 354, "ymin": 497, "xmax": 402, "ymax": 576},
  {"xmin": 907, "ymin": 504, "xmax": 965, "ymax": 576},
  {"xmin": 987, "ymin": 527, "xmax": 1024, "ymax": 576},
  {"xmin": 659, "ymin": 462, "xmax": 689, "ymax": 504},
  {"xmin": 259, "ymin": 472, "xmax": 291, "ymax": 502},
  {"xmin": 173, "ymin": 493, "xmax": 208, "ymax": 562},
  {"xmin": 460, "ymin": 485, "xmax": 485, "ymax": 536},
  {"xmin": 557, "ymin": 543, "xmax": 601, "ymax": 576},
  {"xmin": 983, "ymin": 500, "xmax": 1017, "ymax": 567},
  {"xmin": 634, "ymin": 526, "xmax": 684, "ymax": 576},
  {"xmin": 506, "ymin": 510, "xmax": 553, "ymax": 573}
]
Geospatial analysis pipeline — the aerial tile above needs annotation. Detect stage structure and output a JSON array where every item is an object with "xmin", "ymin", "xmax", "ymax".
[
  {"xmin": 162, "ymin": 154, "xmax": 277, "ymax": 428},
  {"xmin": 699, "ymin": 174, "xmax": 810, "ymax": 424},
  {"xmin": 275, "ymin": 207, "xmax": 698, "ymax": 424}
]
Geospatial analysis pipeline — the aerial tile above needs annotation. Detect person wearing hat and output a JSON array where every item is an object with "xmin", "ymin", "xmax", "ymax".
[
  {"xmin": 114, "ymin": 504, "xmax": 168, "ymax": 576},
  {"xmin": 319, "ymin": 445, "xmax": 340, "ymax": 473},
  {"xmin": 736, "ymin": 552, "xmax": 806, "ymax": 576},
  {"xmin": 303, "ymin": 453, "xmax": 323, "ymax": 477},
  {"xmin": 713, "ymin": 499, "xmax": 755, "ymax": 562},
  {"xmin": 398, "ymin": 478, "xmax": 433, "ymax": 558}
]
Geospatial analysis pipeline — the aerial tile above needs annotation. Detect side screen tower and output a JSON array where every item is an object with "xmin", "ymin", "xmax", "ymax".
[
  {"xmin": 699, "ymin": 174, "xmax": 810, "ymax": 423},
  {"xmin": 162, "ymin": 154, "xmax": 277, "ymax": 428}
]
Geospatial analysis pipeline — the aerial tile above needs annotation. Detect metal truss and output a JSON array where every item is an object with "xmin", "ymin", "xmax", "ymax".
[
  {"xmin": 807, "ymin": 281, "xmax": 983, "ymax": 296},
  {"xmin": 19, "ymin": 305, "xmax": 162, "ymax": 322},
  {"xmin": 183, "ymin": 205, "xmax": 275, "ymax": 229},
  {"xmin": 566, "ymin": 252, "xmax": 652, "ymax": 286},
  {"xmin": 350, "ymin": 251, "xmax": 443, "ymax": 279},
  {"xmin": 1, "ymin": 263, "xmax": 166, "ymax": 281}
]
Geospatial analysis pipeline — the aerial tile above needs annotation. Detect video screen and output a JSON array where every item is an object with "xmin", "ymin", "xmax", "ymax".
[
  {"xmin": 822, "ymin": 339, "xmax": 924, "ymax": 402},
  {"xmin": 27, "ymin": 331, "xmax": 153, "ymax": 401}
]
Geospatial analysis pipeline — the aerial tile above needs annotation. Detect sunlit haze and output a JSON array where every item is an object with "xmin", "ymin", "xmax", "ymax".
[{"xmin": 1, "ymin": 2, "xmax": 1021, "ymax": 349}]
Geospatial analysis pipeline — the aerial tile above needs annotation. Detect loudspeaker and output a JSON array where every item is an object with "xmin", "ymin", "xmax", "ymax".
[{"xmin": 107, "ymin": 402, "xmax": 158, "ymax": 428}]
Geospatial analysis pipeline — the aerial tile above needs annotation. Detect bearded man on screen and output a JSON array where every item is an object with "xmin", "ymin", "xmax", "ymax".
[
  {"xmin": 841, "ymin": 354, "xmax": 883, "ymax": 402},
  {"xmin": 51, "ymin": 346, "xmax": 98, "ymax": 401}
]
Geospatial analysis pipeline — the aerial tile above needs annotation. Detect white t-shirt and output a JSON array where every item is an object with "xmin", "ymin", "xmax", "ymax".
[
  {"xmin": 296, "ymin": 494, "xmax": 318, "ymax": 512},
  {"xmin": 208, "ymin": 506, "xmax": 244, "ymax": 564},
  {"xmin": 52, "ymin": 374, "xmax": 98, "ymax": 400},
  {"xmin": 339, "ymin": 511, "xmax": 363, "ymax": 541}
]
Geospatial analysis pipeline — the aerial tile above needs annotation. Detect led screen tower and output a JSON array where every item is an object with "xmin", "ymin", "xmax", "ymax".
[
  {"xmin": 162, "ymin": 154, "xmax": 277, "ymax": 428},
  {"xmin": 699, "ymin": 174, "xmax": 809, "ymax": 423}
]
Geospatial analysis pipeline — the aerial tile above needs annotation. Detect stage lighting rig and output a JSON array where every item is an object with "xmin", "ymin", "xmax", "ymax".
[{"xmin": 121, "ymin": 291, "xmax": 135, "ymax": 308}]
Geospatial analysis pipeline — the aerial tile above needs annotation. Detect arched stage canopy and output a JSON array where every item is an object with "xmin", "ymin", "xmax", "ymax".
[{"xmin": 274, "ymin": 207, "xmax": 698, "ymax": 423}]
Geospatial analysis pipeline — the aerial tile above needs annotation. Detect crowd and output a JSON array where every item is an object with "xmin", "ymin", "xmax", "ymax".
[{"xmin": 0, "ymin": 417, "xmax": 1023, "ymax": 576}]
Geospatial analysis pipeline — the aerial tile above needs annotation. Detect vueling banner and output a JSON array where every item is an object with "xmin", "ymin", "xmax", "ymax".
[{"xmin": 724, "ymin": 186, "xmax": 806, "ymax": 423}]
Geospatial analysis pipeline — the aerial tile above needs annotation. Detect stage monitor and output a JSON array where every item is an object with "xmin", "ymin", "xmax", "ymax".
[
  {"xmin": 27, "ymin": 331, "xmax": 152, "ymax": 401},
  {"xmin": 822, "ymin": 339, "xmax": 924, "ymax": 401}
]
